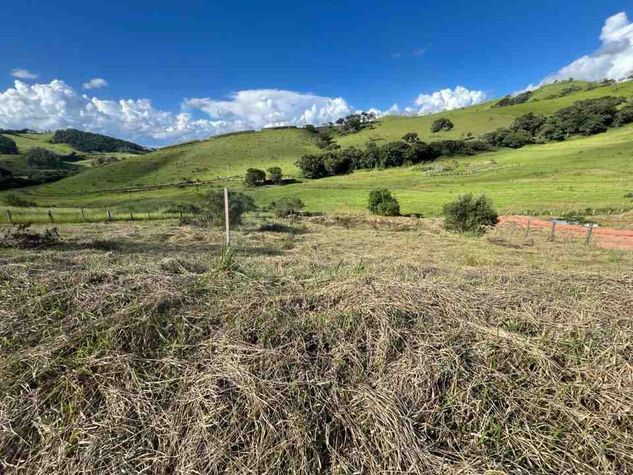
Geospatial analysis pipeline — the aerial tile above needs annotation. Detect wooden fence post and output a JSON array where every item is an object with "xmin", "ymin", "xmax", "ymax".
[
  {"xmin": 524, "ymin": 219, "xmax": 531, "ymax": 239},
  {"xmin": 6, "ymin": 209, "xmax": 12, "ymax": 224},
  {"xmin": 48, "ymin": 210, "xmax": 54, "ymax": 223},
  {"xmin": 584, "ymin": 224, "xmax": 594, "ymax": 246},
  {"xmin": 130, "ymin": 212, "xmax": 134, "ymax": 221},
  {"xmin": 107, "ymin": 210, "xmax": 112, "ymax": 221},
  {"xmin": 549, "ymin": 220, "xmax": 557, "ymax": 241},
  {"xmin": 224, "ymin": 187, "xmax": 230, "ymax": 246}
]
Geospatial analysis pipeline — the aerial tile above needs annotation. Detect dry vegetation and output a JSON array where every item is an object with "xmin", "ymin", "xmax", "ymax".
[{"xmin": 0, "ymin": 216, "xmax": 632, "ymax": 474}]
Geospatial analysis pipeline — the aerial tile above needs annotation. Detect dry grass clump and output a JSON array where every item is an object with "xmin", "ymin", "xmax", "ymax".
[{"xmin": 1, "ymin": 220, "xmax": 632, "ymax": 474}]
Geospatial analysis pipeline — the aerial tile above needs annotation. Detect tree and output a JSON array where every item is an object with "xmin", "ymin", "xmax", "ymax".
[
  {"xmin": 296, "ymin": 153, "xmax": 327, "ymax": 178},
  {"xmin": 0, "ymin": 135, "xmax": 18, "ymax": 155},
  {"xmin": 379, "ymin": 141, "xmax": 411, "ymax": 168},
  {"xmin": 201, "ymin": 190, "xmax": 255, "ymax": 227},
  {"xmin": 614, "ymin": 105, "xmax": 633, "ymax": 127},
  {"xmin": 405, "ymin": 141, "xmax": 437, "ymax": 163},
  {"xmin": 323, "ymin": 151, "xmax": 352, "ymax": 176},
  {"xmin": 271, "ymin": 196, "xmax": 305, "ymax": 217},
  {"xmin": 431, "ymin": 118, "xmax": 454, "ymax": 133},
  {"xmin": 367, "ymin": 189, "xmax": 400, "ymax": 216},
  {"xmin": 510, "ymin": 113, "xmax": 546, "ymax": 136},
  {"xmin": 267, "ymin": 166, "xmax": 283, "ymax": 184},
  {"xmin": 244, "ymin": 168, "xmax": 266, "ymax": 186},
  {"xmin": 402, "ymin": 132, "xmax": 419, "ymax": 144},
  {"xmin": 26, "ymin": 147, "xmax": 62, "ymax": 168},
  {"xmin": 443, "ymin": 193, "xmax": 498, "ymax": 235}
]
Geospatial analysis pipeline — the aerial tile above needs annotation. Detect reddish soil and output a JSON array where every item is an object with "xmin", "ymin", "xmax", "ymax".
[{"xmin": 499, "ymin": 216, "xmax": 633, "ymax": 250}]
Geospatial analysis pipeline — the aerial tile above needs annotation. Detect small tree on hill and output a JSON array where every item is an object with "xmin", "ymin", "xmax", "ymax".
[
  {"xmin": 267, "ymin": 166, "xmax": 283, "ymax": 184},
  {"xmin": 402, "ymin": 132, "xmax": 419, "ymax": 144},
  {"xmin": 244, "ymin": 168, "xmax": 266, "ymax": 187},
  {"xmin": 368, "ymin": 189, "xmax": 400, "ymax": 216},
  {"xmin": 0, "ymin": 135, "xmax": 18, "ymax": 155},
  {"xmin": 431, "ymin": 118, "xmax": 454, "ymax": 133},
  {"xmin": 443, "ymin": 193, "xmax": 498, "ymax": 235},
  {"xmin": 271, "ymin": 196, "xmax": 305, "ymax": 217}
]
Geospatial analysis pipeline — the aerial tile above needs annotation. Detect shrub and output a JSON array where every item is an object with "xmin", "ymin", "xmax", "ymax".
[
  {"xmin": 0, "ymin": 135, "xmax": 18, "ymax": 154},
  {"xmin": 244, "ymin": 168, "xmax": 266, "ymax": 187},
  {"xmin": 402, "ymin": 132, "xmax": 419, "ymax": 144},
  {"xmin": 431, "ymin": 118, "xmax": 454, "ymax": 133},
  {"xmin": 405, "ymin": 141, "xmax": 437, "ymax": 163},
  {"xmin": 200, "ymin": 190, "xmax": 255, "ymax": 227},
  {"xmin": 0, "ymin": 224, "xmax": 59, "ymax": 249},
  {"xmin": 484, "ymin": 129, "xmax": 534, "ymax": 149},
  {"xmin": 5, "ymin": 194, "xmax": 36, "ymax": 207},
  {"xmin": 26, "ymin": 147, "xmax": 62, "ymax": 168},
  {"xmin": 493, "ymin": 91, "xmax": 533, "ymax": 108},
  {"xmin": 368, "ymin": 189, "xmax": 400, "ymax": 216},
  {"xmin": 296, "ymin": 153, "xmax": 327, "ymax": 178},
  {"xmin": 92, "ymin": 156, "xmax": 120, "ymax": 167},
  {"xmin": 353, "ymin": 142, "xmax": 379, "ymax": 169},
  {"xmin": 267, "ymin": 166, "xmax": 283, "ymax": 184},
  {"xmin": 271, "ymin": 196, "xmax": 305, "ymax": 217},
  {"xmin": 443, "ymin": 193, "xmax": 498, "ymax": 235}
]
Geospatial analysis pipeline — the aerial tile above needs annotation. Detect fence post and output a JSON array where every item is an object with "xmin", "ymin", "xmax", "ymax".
[
  {"xmin": 6, "ymin": 209, "xmax": 12, "ymax": 224},
  {"xmin": 107, "ymin": 210, "xmax": 112, "ymax": 221},
  {"xmin": 524, "ymin": 219, "xmax": 531, "ymax": 239},
  {"xmin": 224, "ymin": 187, "xmax": 230, "ymax": 246},
  {"xmin": 584, "ymin": 223, "xmax": 594, "ymax": 246},
  {"xmin": 48, "ymin": 210, "xmax": 54, "ymax": 223},
  {"xmin": 81, "ymin": 208, "xmax": 86, "ymax": 222},
  {"xmin": 549, "ymin": 220, "xmax": 557, "ymax": 241},
  {"xmin": 130, "ymin": 212, "xmax": 134, "ymax": 221}
]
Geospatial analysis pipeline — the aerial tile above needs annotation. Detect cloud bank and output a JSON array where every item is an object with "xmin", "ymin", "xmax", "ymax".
[
  {"xmin": 413, "ymin": 86, "xmax": 487, "ymax": 115},
  {"xmin": 540, "ymin": 11, "xmax": 633, "ymax": 85}
]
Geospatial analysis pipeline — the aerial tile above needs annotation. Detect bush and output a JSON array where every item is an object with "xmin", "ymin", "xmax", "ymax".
[
  {"xmin": 431, "ymin": 118, "xmax": 454, "ymax": 133},
  {"xmin": 271, "ymin": 196, "xmax": 305, "ymax": 217},
  {"xmin": 200, "ymin": 190, "xmax": 255, "ymax": 227},
  {"xmin": 296, "ymin": 153, "xmax": 327, "ymax": 178},
  {"xmin": 368, "ymin": 189, "xmax": 400, "ymax": 216},
  {"xmin": 26, "ymin": 147, "xmax": 62, "ymax": 168},
  {"xmin": 92, "ymin": 156, "xmax": 120, "ymax": 167},
  {"xmin": 0, "ymin": 135, "xmax": 18, "ymax": 154},
  {"xmin": 510, "ymin": 113, "xmax": 546, "ymax": 136},
  {"xmin": 5, "ymin": 193, "xmax": 36, "ymax": 207},
  {"xmin": 244, "ymin": 168, "xmax": 266, "ymax": 187},
  {"xmin": 484, "ymin": 128, "xmax": 534, "ymax": 149},
  {"xmin": 267, "ymin": 166, "xmax": 283, "ymax": 184},
  {"xmin": 493, "ymin": 91, "xmax": 532, "ymax": 108},
  {"xmin": 443, "ymin": 193, "xmax": 498, "ymax": 235},
  {"xmin": 402, "ymin": 132, "xmax": 419, "ymax": 144}
]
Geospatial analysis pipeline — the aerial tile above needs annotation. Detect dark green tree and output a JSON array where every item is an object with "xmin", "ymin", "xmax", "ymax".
[
  {"xmin": 244, "ymin": 168, "xmax": 266, "ymax": 187},
  {"xmin": 267, "ymin": 166, "xmax": 283, "ymax": 184},
  {"xmin": 0, "ymin": 135, "xmax": 18, "ymax": 154},
  {"xmin": 431, "ymin": 118, "xmax": 454, "ymax": 133},
  {"xmin": 296, "ymin": 153, "xmax": 327, "ymax": 178}
]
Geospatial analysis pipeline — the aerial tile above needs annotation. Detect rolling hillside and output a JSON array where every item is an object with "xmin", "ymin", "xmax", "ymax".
[{"xmin": 2, "ymin": 79, "xmax": 633, "ymax": 216}]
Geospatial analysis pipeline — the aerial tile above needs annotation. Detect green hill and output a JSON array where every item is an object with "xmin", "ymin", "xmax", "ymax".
[{"xmin": 2, "ymin": 80, "xmax": 633, "ymax": 216}]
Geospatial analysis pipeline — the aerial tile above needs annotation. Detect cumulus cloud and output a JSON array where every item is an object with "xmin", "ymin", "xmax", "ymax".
[
  {"xmin": 0, "ymin": 81, "xmax": 353, "ymax": 146},
  {"xmin": 10, "ymin": 69, "xmax": 38, "ymax": 80},
  {"xmin": 413, "ymin": 86, "xmax": 486, "ymax": 115},
  {"xmin": 541, "ymin": 12, "xmax": 633, "ymax": 84},
  {"xmin": 183, "ymin": 89, "xmax": 353, "ymax": 129},
  {"xmin": 83, "ymin": 78, "xmax": 108, "ymax": 90}
]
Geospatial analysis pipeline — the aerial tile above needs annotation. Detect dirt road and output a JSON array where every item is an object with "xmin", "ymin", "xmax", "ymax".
[{"xmin": 499, "ymin": 216, "xmax": 633, "ymax": 250}]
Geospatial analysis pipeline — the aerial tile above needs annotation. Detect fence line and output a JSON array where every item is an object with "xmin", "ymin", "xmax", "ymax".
[{"xmin": 1, "ymin": 208, "xmax": 181, "ymax": 225}]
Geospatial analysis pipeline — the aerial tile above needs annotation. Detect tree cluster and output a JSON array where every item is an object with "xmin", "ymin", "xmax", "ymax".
[
  {"xmin": 493, "ymin": 91, "xmax": 533, "ymax": 108},
  {"xmin": 51, "ymin": 129, "xmax": 148, "ymax": 154},
  {"xmin": 244, "ymin": 166, "xmax": 285, "ymax": 186},
  {"xmin": 26, "ymin": 147, "xmax": 63, "ymax": 168}
]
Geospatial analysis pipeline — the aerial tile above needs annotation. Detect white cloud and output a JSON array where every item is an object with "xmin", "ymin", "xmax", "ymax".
[
  {"xmin": 413, "ymin": 86, "xmax": 486, "ymax": 115},
  {"xmin": 183, "ymin": 89, "xmax": 353, "ymax": 129},
  {"xmin": 82, "ymin": 78, "xmax": 108, "ymax": 90},
  {"xmin": 10, "ymin": 69, "xmax": 38, "ymax": 80},
  {"xmin": 541, "ymin": 12, "xmax": 633, "ymax": 84},
  {"xmin": 0, "ymin": 81, "xmax": 353, "ymax": 146}
]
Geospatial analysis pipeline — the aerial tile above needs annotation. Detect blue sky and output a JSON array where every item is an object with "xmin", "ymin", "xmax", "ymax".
[{"xmin": 1, "ymin": 0, "xmax": 632, "ymax": 144}]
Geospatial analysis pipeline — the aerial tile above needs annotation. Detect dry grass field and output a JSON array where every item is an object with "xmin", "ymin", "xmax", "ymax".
[{"xmin": 1, "ymin": 216, "xmax": 632, "ymax": 473}]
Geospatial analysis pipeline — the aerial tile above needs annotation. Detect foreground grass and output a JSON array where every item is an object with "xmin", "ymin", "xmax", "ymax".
[{"xmin": 1, "ymin": 217, "xmax": 632, "ymax": 473}]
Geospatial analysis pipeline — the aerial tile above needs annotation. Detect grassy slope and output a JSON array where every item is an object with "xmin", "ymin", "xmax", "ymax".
[{"xmin": 3, "ymin": 80, "xmax": 633, "ymax": 215}]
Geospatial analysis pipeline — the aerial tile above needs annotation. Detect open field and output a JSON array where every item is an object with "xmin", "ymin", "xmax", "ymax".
[{"xmin": 1, "ymin": 216, "xmax": 632, "ymax": 473}]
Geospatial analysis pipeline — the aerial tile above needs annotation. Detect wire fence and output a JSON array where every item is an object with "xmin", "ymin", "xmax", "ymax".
[{"xmin": 1, "ymin": 207, "xmax": 182, "ymax": 225}]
